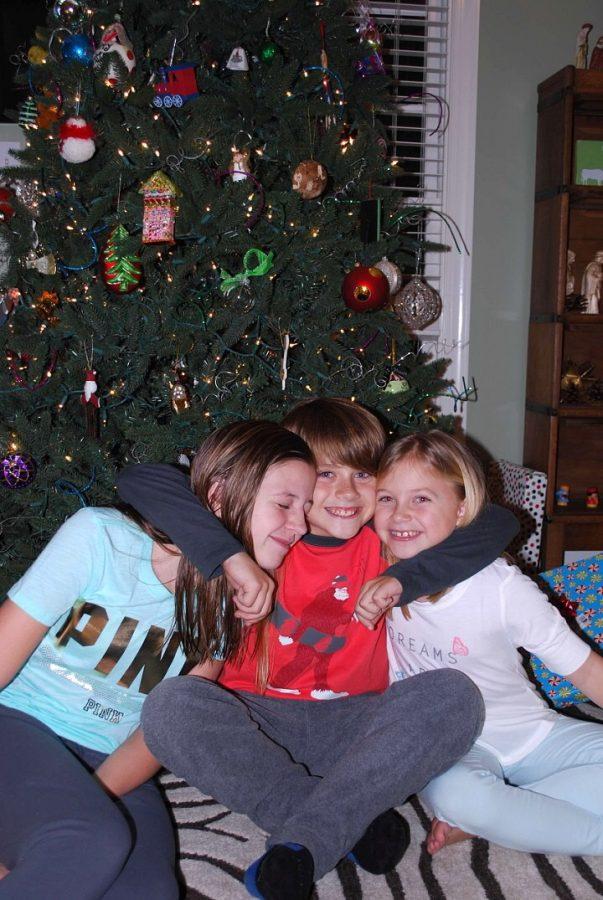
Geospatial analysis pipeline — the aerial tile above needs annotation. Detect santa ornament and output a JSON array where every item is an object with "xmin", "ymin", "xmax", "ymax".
[
  {"xmin": 59, "ymin": 117, "xmax": 96, "ymax": 163},
  {"xmin": 81, "ymin": 368, "xmax": 100, "ymax": 437}
]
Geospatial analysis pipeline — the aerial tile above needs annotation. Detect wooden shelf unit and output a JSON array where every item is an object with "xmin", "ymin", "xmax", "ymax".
[{"xmin": 524, "ymin": 66, "xmax": 603, "ymax": 569}]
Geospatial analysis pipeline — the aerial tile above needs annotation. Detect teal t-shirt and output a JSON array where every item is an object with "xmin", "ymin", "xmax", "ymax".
[{"xmin": 2, "ymin": 507, "xmax": 188, "ymax": 754}]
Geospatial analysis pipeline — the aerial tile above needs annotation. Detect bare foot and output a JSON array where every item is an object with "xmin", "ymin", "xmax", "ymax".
[
  {"xmin": 426, "ymin": 818, "xmax": 473, "ymax": 855},
  {"xmin": 0, "ymin": 864, "xmax": 9, "ymax": 879}
]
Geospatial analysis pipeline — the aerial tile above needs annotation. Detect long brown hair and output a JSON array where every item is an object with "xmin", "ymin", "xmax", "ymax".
[{"xmin": 175, "ymin": 421, "xmax": 314, "ymax": 671}]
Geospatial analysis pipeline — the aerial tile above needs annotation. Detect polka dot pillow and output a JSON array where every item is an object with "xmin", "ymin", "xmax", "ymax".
[{"xmin": 488, "ymin": 460, "xmax": 547, "ymax": 572}]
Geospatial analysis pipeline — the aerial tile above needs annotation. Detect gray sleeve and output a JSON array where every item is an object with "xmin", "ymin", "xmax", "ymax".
[
  {"xmin": 116, "ymin": 464, "xmax": 243, "ymax": 579},
  {"xmin": 385, "ymin": 504, "xmax": 519, "ymax": 605}
]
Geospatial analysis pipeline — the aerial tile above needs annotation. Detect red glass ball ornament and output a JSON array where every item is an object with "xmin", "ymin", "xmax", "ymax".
[{"xmin": 342, "ymin": 265, "xmax": 389, "ymax": 312}]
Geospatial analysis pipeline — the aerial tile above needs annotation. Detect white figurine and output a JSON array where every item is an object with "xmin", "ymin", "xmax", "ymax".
[{"xmin": 581, "ymin": 251, "xmax": 603, "ymax": 314}]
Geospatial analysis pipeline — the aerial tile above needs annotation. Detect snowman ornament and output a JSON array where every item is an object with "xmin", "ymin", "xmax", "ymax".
[{"xmin": 59, "ymin": 117, "xmax": 96, "ymax": 164}]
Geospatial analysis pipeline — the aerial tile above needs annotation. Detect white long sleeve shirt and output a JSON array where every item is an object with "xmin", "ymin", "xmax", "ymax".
[{"xmin": 387, "ymin": 558, "xmax": 590, "ymax": 765}]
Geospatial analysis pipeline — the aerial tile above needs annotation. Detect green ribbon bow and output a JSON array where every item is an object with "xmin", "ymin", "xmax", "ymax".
[{"xmin": 219, "ymin": 248, "xmax": 274, "ymax": 295}]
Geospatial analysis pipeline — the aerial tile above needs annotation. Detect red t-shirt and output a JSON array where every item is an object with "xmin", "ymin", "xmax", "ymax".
[{"xmin": 220, "ymin": 527, "xmax": 388, "ymax": 700}]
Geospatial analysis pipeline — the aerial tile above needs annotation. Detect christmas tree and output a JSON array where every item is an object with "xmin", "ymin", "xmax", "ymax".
[{"xmin": 0, "ymin": 0, "xmax": 451, "ymax": 592}]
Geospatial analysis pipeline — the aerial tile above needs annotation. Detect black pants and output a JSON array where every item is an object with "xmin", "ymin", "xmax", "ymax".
[{"xmin": 0, "ymin": 705, "xmax": 178, "ymax": 900}]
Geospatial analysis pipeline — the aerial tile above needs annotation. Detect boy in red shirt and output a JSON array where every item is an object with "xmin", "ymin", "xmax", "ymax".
[{"xmin": 119, "ymin": 400, "xmax": 516, "ymax": 899}]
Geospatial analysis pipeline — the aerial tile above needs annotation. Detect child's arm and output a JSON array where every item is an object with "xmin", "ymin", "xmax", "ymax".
[
  {"xmin": 568, "ymin": 651, "xmax": 603, "ymax": 708},
  {"xmin": 95, "ymin": 658, "xmax": 223, "ymax": 797},
  {"xmin": 356, "ymin": 504, "xmax": 518, "ymax": 627},
  {"xmin": 117, "ymin": 464, "xmax": 242, "ymax": 578},
  {"xmin": 94, "ymin": 727, "xmax": 161, "ymax": 797},
  {"xmin": 117, "ymin": 464, "xmax": 274, "ymax": 623},
  {"xmin": 0, "ymin": 599, "xmax": 48, "ymax": 689}
]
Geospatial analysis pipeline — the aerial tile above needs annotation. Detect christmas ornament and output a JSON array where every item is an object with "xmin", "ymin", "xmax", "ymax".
[
  {"xmin": 28, "ymin": 45, "xmax": 48, "ymax": 66},
  {"xmin": 62, "ymin": 33, "xmax": 93, "ymax": 66},
  {"xmin": 34, "ymin": 290, "xmax": 60, "ymax": 326},
  {"xmin": 52, "ymin": 0, "xmax": 84, "ymax": 27},
  {"xmin": 555, "ymin": 484, "xmax": 570, "ymax": 507},
  {"xmin": 374, "ymin": 256, "xmax": 402, "ymax": 294},
  {"xmin": 153, "ymin": 64, "xmax": 199, "ymax": 108},
  {"xmin": 0, "ymin": 187, "xmax": 15, "ymax": 223},
  {"xmin": 170, "ymin": 361, "xmax": 191, "ymax": 413},
  {"xmin": 342, "ymin": 265, "xmax": 389, "ymax": 312},
  {"xmin": 586, "ymin": 487, "xmax": 599, "ymax": 509},
  {"xmin": 0, "ymin": 452, "xmax": 37, "ymax": 490},
  {"xmin": 36, "ymin": 98, "xmax": 61, "ymax": 129},
  {"xmin": 101, "ymin": 225, "xmax": 143, "ymax": 293},
  {"xmin": 139, "ymin": 172, "xmax": 181, "ymax": 244},
  {"xmin": 7, "ymin": 349, "xmax": 58, "ymax": 391},
  {"xmin": 292, "ymin": 160, "xmax": 328, "ymax": 200},
  {"xmin": 260, "ymin": 41, "xmax": 278, "ymax": 63},
  {"xmin": 13, "ymin": 180, "xmax": 40, "ymax": 215},
  {"xmin": 0, "ymin": 232, "xmax": 10, "ymax": 285},
  {"xmin": 355, "ymin": 3, "xmax": 386, "ymax": 77},
  {"xmin": 81, "ymin": 368, "xmax": 100, "ymax": 438},
  {"xmin": 59, "ymin": 117, "xmax": 96, "ymax": 163},
  {"xmin": 18, "ymin": 98, "xmax": 39, "ymax": 128},
  {"xmin": 219, "ymin": 248, "xmax": 274, "ymax": 296},
  {"xmin": 392, "ymin": 275, "xmax": 442, "ymax": 330},
  {"xmin": 94, "ymin": 19, "xmax": 136, "ymax": 88},
  {"xmin": 25, "ymin": 249, "xmax": 57, "ymax": 275},
  {"xmin": 0, "ymin": 288, "xmax": 21, "ymax": 327},
  {"xmin": 384, "ymin": 371, "xmax": 410, "ymax": 394},
  {"xmin": 226, "ymin": 46, "xmax": 249, "ymax": 71},
  {"xmin": 231, "ymin": 147, "xmax": 251, "ymax": 182},
  {"xmin": 62, "ymin": 33, "xmax": 94, "ymax": 66}
]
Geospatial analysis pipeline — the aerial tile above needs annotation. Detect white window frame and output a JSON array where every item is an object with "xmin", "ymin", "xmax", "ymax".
[
  {"xmin": 369, "ymin": 0, "xmax": 480, "ymax": 422},
  {"xmin": 430, "ymin": 0, "xmax": 480, "ymax": 421}
]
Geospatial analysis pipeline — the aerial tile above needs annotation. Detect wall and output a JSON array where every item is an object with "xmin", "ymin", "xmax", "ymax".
[{"xmin": 466, "ymin": 0, "xmax": 602, "ymax": 462}]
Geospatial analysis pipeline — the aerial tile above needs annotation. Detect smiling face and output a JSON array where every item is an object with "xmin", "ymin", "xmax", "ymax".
[
  {"xmin": 306, "ymin": 460, "xmax": 376, "ymax": 540},
  {"xmin": 374, "ymin": 456, "xmax": 465, "ymax": 560},
  {"xmin": 250, "ymin": 459, "xmax": 316, "ymax": 569}
]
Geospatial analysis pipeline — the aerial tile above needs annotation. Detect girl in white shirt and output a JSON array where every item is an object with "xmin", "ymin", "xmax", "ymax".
[{"xmin": 356, "ymin": 430, "xmax": 603, "ymax": 856}]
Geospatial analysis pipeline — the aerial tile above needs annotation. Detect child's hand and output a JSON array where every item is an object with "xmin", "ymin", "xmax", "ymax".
[
  {"xmin": 222, "ymin": 551, "xmax": 275, "ymax": 624},
  {"xmin": 355, "ymin": 576, "xmax": 402, "ymax": 629}
]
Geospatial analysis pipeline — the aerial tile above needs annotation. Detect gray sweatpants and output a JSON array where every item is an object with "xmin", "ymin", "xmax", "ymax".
[
  {"xmin": 142, "ymin": 669, "xmax": 484, "ymax": 879},
  {"xmin": 0, "ymin": 704, "xmax": 179, "ymax": 900}
]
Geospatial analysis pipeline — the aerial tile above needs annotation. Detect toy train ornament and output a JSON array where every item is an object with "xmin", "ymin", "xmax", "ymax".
[{"xmin": 152, "ymin": 63, "xmax": 199, "ymax": 108}]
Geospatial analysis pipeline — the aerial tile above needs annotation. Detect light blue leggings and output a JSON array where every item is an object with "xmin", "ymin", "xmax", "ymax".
[{"xmin": 420, "ymin": 715, "xmax": 603, "ymax": 855}]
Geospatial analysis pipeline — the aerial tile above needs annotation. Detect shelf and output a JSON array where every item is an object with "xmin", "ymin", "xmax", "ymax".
[
  {"xmin": 568, "ymin": 186, "xmax": 603, "ymax": 209},
  {"xmin": 558, "ymin": 405, "xmax": 603, "ymax": 418},
  {"xmin": 563, "ymin": 313, "xmax": 603, "ymax": 326},
  {"xmin": 550, "ymin": 502, "xmax": 603, "ymax": 523}
]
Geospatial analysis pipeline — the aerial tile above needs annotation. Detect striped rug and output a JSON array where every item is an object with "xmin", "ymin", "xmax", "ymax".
[{"xmin": 160, "ymin": 775, "xmax": 603, "ymax": 899}]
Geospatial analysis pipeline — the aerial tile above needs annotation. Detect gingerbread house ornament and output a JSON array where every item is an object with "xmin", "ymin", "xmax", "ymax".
[{"xmin": 139, "ymin": 171, "xmax": 181, "ymax": 244}]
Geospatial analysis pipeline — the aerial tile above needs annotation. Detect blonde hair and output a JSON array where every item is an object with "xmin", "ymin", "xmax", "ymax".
[
  {"xmin": 282, "ymin": 397, "xmax": 385, "ymax": 474},
  {"xmin": 174, "ymin": 421, "xmax": 314, "ymax": 687},
  {"xmin": 378, "ymin": 430, "xmax": 488, "ymax": 616}
]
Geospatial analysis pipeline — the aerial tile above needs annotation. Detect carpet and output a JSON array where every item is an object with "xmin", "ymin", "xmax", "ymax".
[{"xmin": 160, "ymin": 775, "xmax": 603, "ymax": 899}]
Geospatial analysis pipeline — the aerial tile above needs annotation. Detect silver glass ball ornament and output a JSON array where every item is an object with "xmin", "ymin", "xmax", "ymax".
[{"xmin": 392, "ymin": 275, "xmax": 442, "ymax": 330}]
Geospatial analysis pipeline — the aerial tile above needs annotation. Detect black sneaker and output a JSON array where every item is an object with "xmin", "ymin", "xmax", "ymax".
[
  {"xmin": 244, "ymin": 842, "xmax": 314, "ymax": 900},
  {"xmin": 348, "ymin": 809, "xmax": 411, "ymax": 875}
]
